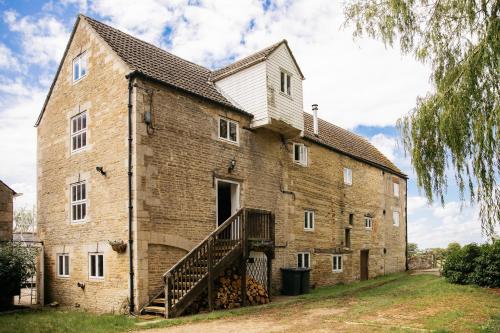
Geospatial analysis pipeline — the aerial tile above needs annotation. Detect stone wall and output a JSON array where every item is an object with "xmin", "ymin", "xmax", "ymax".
[
  {"xmin": 0, "ymin": 182, "xmax": 14, "ymax": 241},
  {"xmin": 37, "ymin": 18, "xmax": 407, "ymax": 314},
  {"xmin": 37, "ymin": 19, "xmax": 131, "ymax": 313},
  {"xmin": 133, "ymin": 78, "xmax": 407, "ymax": 305}
]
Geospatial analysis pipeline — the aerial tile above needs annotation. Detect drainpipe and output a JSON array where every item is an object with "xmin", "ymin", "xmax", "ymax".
[
  {"xmin": 405, "ymin": 178, "xmax": 408, "ymax": 271},
  {"xmin": 127, "ymin": 74, "xmax": 135, "ymax": 313}
]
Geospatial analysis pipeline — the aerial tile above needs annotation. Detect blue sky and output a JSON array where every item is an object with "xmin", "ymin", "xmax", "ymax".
[{"xmin": 0, "ymin": 0, "xmax": 490, "ymax": 249}]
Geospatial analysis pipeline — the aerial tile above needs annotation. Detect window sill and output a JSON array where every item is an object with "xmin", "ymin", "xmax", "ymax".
[
  {"xmin": 217, "ymin": 137, "xmax": 239, "ymax": 146},
  {"xmin": 279, "ymin": 91, "xmax": 293, "ymax": 100},
  {"xmin": 332, "ymin": 270, "xmax": 343, "ymax": 273},
  {"xmin": 70, "ymin": 220, "xmax": 88, "ymax": 225},
  {"xmin": 293, "ymin": 160, "xmax": 307, "ymax": 167},
  {"xmin": 304, "ymin": 229, "xmax": 314, "ymax": 232},
  {"xmin": 88, "ymin": 277, "xmax": 104, "ymax": 282},
  {"xmin": 70, "ymin": 147, "xmax": 88, "ymax": 156},
  {"xmin": 56, "ymin": 275, "xmax": 70, "ymax": 279},
  {"xmin": 72, "ymin": 75, "xmax": 88, "ymax": 85}
]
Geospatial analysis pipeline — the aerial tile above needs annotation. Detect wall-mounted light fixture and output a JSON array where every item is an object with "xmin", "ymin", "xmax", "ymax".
[
  {"xmin": 96, "ymin": 166, "xmax": 107, "ymax": 176},
  {"xmin": 228, "ymin": 159, "xmax": 236, "ymax": 173},
  {"xmin": 77, "ymin": 281, "xmax": 85, "ymax": 290}
]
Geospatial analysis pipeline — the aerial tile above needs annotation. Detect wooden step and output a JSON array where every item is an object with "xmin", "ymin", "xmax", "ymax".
[
  {"xmin": 152, "ymin": 298, "xmax": 165, "ymax": 305},
  {"xmin": 143, "ymin": 306, "xmax": 165, "ymax": 314}
]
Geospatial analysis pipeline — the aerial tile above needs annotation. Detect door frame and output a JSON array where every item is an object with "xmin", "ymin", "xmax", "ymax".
[
  {"xmin": 360, "ymin": 249, "xmax": 369, "ymax": 281},
  {"xmin": 215, "ymin": 178, "xmax": 240, "ymax": 228}
]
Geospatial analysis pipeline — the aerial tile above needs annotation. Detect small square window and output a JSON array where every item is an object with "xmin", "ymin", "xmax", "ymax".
[
  {"xmin": 71, "ymin": 181, "xmax": 87, "ymax": 223},
  {"xmin": 393, "ymin": 182, "xmax": 400, "ymax": 197},
  {"xmin": 343, "ymin": 168, "xmax": 352, "ymax": 185},
  {"xmin": 218, "ymin": 118, "xmax": 238, "ymax": 143},
  {"xmin": 332, "ymin": 255, "xmax": 342, "ymax": 272},
  {"xmin": 293, "ymin": 143, "xmax": 308, "ymax": 166},
  {"xmin": 297, "ymin": 252, "xmax": 310, "ymax": 269},
  {"xmin": 89, "ymin": 253, "xmax": 104, "ymax": 279},
  {"xmin": 71, "ymin": 112, "xmax": 87, "ymax": 153},
  {"xmin": 73, "ymin": 52, "xmax": 88, "ymax": 82},
  {"xmin": 304, "ymin": 210, "xmax": 314, "ymax": 230},
  {"xmin": 364, "ymin": 216, "xmax": 373, "ymax": 229},
  {"xmin": 57, "ymin": 253, "xmax": 70, "ymax": 277},
  {"xmin": 393, "ymin": 211, "xmax": 400, "ymax": 226},
  {"xmin": 280, "ymin": 71, "xmax": 291, "ymax": 96}
]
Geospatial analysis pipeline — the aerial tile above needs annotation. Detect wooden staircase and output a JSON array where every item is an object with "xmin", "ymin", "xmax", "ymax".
[{"xmin": 141, "ymin": 208, "xmax": 275, "ymax": 318}]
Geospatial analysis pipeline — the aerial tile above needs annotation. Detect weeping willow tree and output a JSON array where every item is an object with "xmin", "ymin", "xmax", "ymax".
[{"xmin": 345, "ymin": 0, "xmax": 499, "ymax": 235}]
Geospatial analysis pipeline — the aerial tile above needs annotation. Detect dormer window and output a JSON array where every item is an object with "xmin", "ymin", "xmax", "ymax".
[
  {"xmin": 73, "ymin": 52, "xmax": 88, "ymax": 82},
  {"xmin": 280, "ymin": 71, "xmax": 291, "ymax": 95}
]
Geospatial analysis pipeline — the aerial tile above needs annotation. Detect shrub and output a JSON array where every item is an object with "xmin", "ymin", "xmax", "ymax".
[
  {"xmin": 442, "ymin": 241, "xmax": 500, "ymax": 288},
  {"xmin": 0, "ymin": 242, "xmax": 36, "ymax": 306},
  {"xmin": 442, "ymin": 243, "xmax": 481, "ymax": 284},
  {"xmin": 471, "ymin": 241, "xmax": 500, "ymax": 288}
]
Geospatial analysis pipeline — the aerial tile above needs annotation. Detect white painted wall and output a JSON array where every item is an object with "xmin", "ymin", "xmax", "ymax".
[
  {"xmin": 215, "ymin": 43, "xmax": 304, "ymax": 133},
  {"xmin": 266, "ymin": 44, "xmax": 304, "ymax": 132},
  {"xmin": 215, "ymin": 61, "xmax": 268, "ymax": 121}
]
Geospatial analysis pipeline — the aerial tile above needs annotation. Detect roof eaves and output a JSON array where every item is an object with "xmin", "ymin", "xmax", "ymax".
[
  {"xmin": 210, "ymin": 56, "xmax": 267, "ymax": 81},
  {"xmin": 126, "ymin": 70, "xmax": 254, "ymax": 119},
  {"xmin": 34, "ymin": 15, "xmax": 82, "ymax": 127},
  {"xmin": 0, "ymin": 180, "xmax": 17, "ymax": 195},
  {"xmin": 303, "ymin": 134, "xmax": 408, "ymax": 179}
]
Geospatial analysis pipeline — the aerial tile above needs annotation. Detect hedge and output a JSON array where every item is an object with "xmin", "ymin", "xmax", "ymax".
[{"xmin": 442, "ymin": 240, "xmax": 500, "ymax": 288}]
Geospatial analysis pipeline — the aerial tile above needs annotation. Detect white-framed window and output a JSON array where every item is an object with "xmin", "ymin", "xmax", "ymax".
[
  {"xmin": 393, "ymin": 182, "xmax": 400, "ymax": 197},
  {"xmin": 297, "ymin": 252, "xmax": 310, "ymax": 269},
  {"xmin": 364, "ymin": 216, "xmax": 373, "ymax": 229},
  {"xmin": 218, "ymin": 117, "xmax": 238, "ymax": 144},
  {"xmin": 57, "ymin": 253, "xmax": 70, "ymax": 277},
  {"xmin": 393, "ymin": 210, "xmax": 400, "ymax": 226},
  {"xmin": 71, "ymin": 112, "xmax": 87, "ymax": 152},
  {"xmin": 332, "ymin": 255, "xmax": 343, "ymax": 272},
  {"xmin": 304, "ymin": 210, "xmax": 314, "ymax": 231},
  {"xmin": 71, "ymin": 181, "xmax": 87, "ymax": 223},
  {"xmin": 343, "ymin": 168, "xmax": 352, "ymax": 185},
  {"xmin": 89, "ymin": 253, "xmax": 104, "ymax": 279},
  {"xmin": 73, "ymin": 51, "xmax": 88, "ymax": 82},
  {"xmin": 293, "ymin": 143, "xmax": 308, "ymax": 166},
  {"xmin": 280, "ymin": 71, "xmax": 291, "ymax": 95}
]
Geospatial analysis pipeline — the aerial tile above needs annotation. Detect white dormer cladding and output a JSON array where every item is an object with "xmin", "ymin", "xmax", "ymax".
[{"xmin": 214, "ymin": 42, "xmax": 304, "ymax": 136}]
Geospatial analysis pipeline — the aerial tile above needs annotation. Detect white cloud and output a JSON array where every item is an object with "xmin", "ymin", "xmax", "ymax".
[
  {"xmin": 369, "ymin": 133, "xmax": 397, "ymax": 161},
  {"xmin": 0, "ymin": 43, "xmax": 20, "ymax": 70},
  {"xmin": 407, "ymin": 196, "xmax": 488, "ymax": 249},
  {"xmin": 0, "ymin": 85, "xmax": 44, "ymax": 213},
  {"xmin": 3, "ymin": 10, "xmax": 69, "ymax": 66},
  {"xmin": 87, "ymin": 0, "xmax": 430, "ymax": 129}
]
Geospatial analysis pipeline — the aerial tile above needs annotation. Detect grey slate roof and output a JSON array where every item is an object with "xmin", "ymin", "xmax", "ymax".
[
  {"xmin": 303, "ymin": 113, "xmax": 404, "ymax": 176},
  {"xmin": 37, "ymin": 15, "xmax": 405, "ymax": 178},
  {"xmin": 83, "ymin": 15, "xmax": 239, "ymax": 111},
  {"xmin": 211, "ymin": 39, "xmax": 304, "ymax": 81}
]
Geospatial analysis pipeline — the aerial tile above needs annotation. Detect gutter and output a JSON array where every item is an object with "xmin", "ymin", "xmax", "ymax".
[
  {"xmin": 126, "ymin": 70, "xmax": 254, "ymax": 119},
  {"xmin": 127, "ymin": 74, "xmax": 135, "ymax": 313},
  {"xmin": 303, "ymin": 136, "xmax": 408, "ymax": 179}
]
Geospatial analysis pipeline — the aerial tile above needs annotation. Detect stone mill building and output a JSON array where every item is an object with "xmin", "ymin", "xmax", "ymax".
[{"xmin": 36, "ymin": 15, "xmax": 408, "ymax": 316}]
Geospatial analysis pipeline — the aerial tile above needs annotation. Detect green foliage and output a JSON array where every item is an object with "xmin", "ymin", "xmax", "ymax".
[
  {"xmin": 0, "ymin": 242, "xmax": 36, "ymax": 300},
  {"xmin": 408, "ymin": 242, "xmax": 419, "ymax": 257},
  {"xmin": 344, "ymin": 0, "xmax": 500, "ymax": 235},
  {"xmin": 470, "ymin": 241, "xmax": 500, "ymax": 287},
  {"xmin": 442, "ymin": 241, "xmax": 500, "ymax": 287}
]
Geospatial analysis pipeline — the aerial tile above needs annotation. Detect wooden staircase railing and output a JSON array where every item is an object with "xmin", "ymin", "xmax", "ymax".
[{"xmin": 142, "ymin": 208, "xmax": 274, "ymax": 318}]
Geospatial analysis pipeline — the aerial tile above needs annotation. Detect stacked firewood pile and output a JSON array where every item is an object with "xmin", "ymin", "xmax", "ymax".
[
  {"xmin": 216, "ymin": 268, "xmax": 270, "ymax": 309},
  {"xmin": 184, "ymin": 267, "xmax": 269, "ymax": 315}
]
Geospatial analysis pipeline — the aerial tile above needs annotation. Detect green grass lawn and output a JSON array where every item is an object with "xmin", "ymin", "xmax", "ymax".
[{"xmin": 1, "ymin": 273, "xmax": 499, "ymax": 333}]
